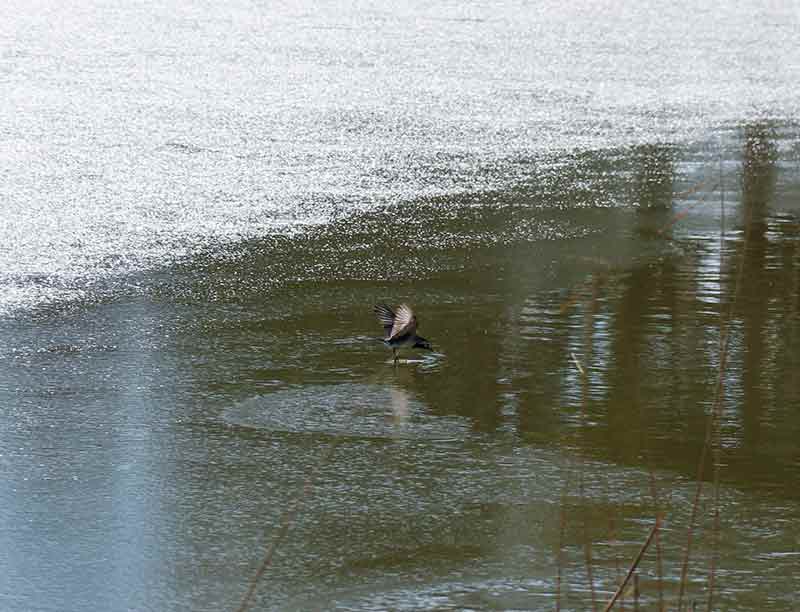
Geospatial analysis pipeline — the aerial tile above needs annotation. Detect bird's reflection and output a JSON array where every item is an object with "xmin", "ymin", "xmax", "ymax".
[{"xmin": 389, "ymin": 385, "xmax": 411, "ymax": 434}]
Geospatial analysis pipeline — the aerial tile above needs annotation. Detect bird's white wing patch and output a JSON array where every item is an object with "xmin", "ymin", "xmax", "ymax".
[{"xmin": 390, "ymin": 304, "xmax": 417, "ymax": 339}]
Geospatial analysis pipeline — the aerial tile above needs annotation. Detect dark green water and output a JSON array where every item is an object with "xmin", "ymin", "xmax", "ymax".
[{"xmin": 2, "ymin": 123, "xmax": 799, "ymax": 610}]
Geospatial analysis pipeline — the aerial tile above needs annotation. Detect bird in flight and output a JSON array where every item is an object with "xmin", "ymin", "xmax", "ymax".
[{"xmin": 373, "ymin": 303, "xmax": 433, "ymax": 364}]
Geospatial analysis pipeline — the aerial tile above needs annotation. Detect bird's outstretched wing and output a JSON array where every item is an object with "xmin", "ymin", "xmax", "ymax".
[
  {"xmin": 374, "ymin": 303, "xmax": 396, "ymax": 339},
  {"xmin": 389, "ymin": 304, "xmax": 417, "ymax": 340}
]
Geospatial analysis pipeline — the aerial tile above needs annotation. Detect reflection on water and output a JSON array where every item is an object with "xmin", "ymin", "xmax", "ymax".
[
  {"xmin": 224, "ymin": 383, "xmax": 469, "ymax": 440},
  {"xmin": 1, "ymin": 125, "xmax": 799, "ymax": 611}
]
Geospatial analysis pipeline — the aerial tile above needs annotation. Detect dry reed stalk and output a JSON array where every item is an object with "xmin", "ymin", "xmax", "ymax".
[
  {"xmin": 608, "ymin": 515, "xmax": 625, "ymax": 612},
  {"xmin": 556, "ymin": 493, "xmax": 566, "ymax": 612},
  {"xmin": 584, "ymin": 538, "xmax": 598, "ymax": 612},
  {"xmin": 570, "ymin": 352, "xmax": 585, "ymax": 376},
  {"xmin": 647, "ymin": 471, "xmax": 665, "ymax": 612},
  {"xmin": 603, "ymin": 516, "xmax": 661, "ymax": 612},
  {"xmin": 556, "ymin": 455, "xmax": 580, "ymax": 612}
]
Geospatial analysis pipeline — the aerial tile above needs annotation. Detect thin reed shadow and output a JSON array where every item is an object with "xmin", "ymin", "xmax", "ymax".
[
  {"xmin": 580, "ymin": 282, "xmax": 600, "ymax": 612},
  {"xmin": 677, "ymin": 127, "xmax": 773, "ymax": 610},
  {"xmin": 706, "ymin": 144, "xmax": 727, "ymax": 612},
  {"xmin": 235, "ymin": 442, "xmax": 339, "ymax": 612}
]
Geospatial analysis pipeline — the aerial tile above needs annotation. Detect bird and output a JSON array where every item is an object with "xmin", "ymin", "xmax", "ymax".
[{"xmin": 373, "ymin": 303, "xmax": 433, "ymax": 364}]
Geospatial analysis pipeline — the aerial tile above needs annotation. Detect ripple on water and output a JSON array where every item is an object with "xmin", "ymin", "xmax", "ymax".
[
  {"xmin": 222, "ymin": 383, "xmax": 471, "ymax": 441},
  {"xmin": 290, "ymin": 575, "xmax": 556, "ymax": 612}
]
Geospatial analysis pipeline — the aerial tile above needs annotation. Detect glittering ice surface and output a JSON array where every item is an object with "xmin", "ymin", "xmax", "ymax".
[{"xmin": 2, "ymin": 0, "xmax": 798, "ymax": 314}]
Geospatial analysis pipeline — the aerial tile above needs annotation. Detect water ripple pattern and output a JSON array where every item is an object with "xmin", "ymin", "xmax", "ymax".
[{"xmin": 224, "ymin": 383, "xmax": 472, "ymax": 440}]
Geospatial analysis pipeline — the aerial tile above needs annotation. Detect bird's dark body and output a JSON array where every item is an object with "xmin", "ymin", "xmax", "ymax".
[{"xmin": 384, "ymin": 332, "xmax": 430, "ymax": 349}]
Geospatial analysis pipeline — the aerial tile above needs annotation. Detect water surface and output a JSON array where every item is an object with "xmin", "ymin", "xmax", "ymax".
[{"xmin": 1, "ymin": 2, "xmax": 800, "ymax": 611}]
